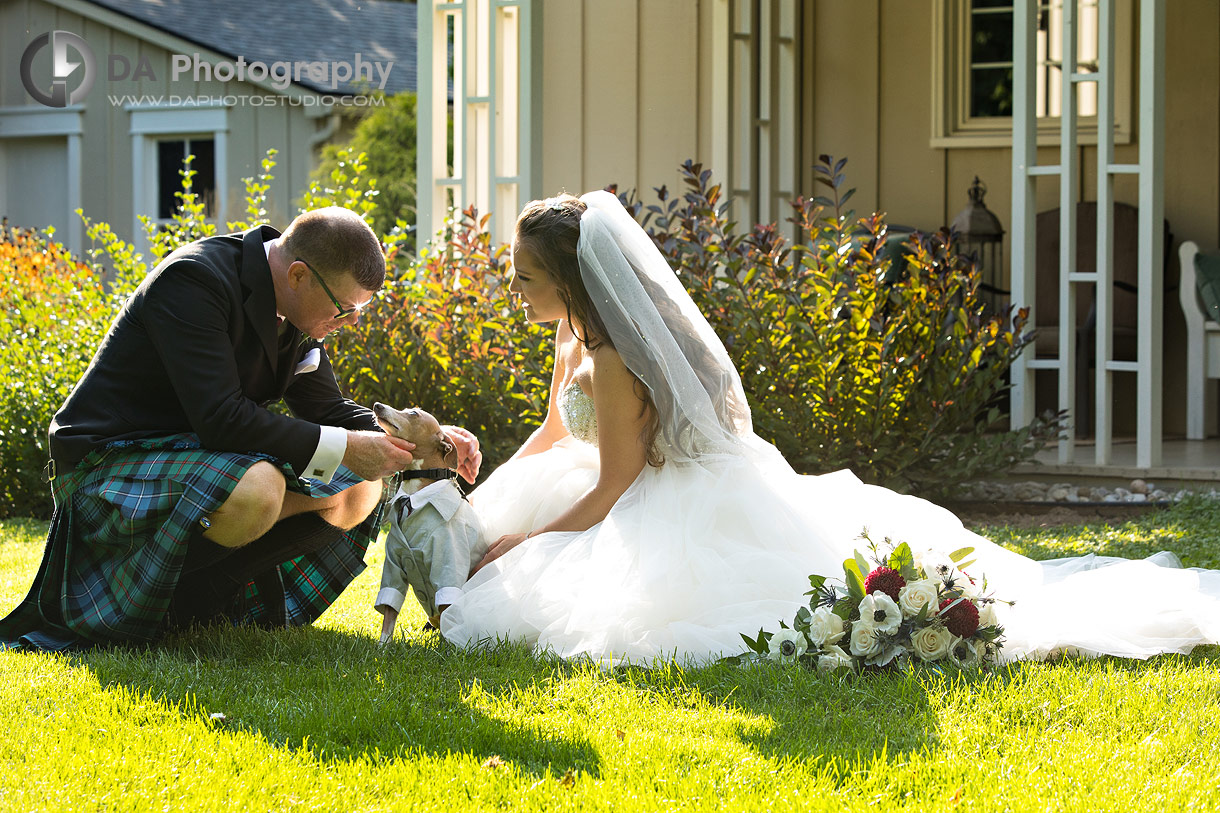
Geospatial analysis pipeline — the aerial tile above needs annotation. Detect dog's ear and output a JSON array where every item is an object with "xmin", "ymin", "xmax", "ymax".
[{"xmin": 440, "ymin": 436, "xmax": 457, "ymax": 467}]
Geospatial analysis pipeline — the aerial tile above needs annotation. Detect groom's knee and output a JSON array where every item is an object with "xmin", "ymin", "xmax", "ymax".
[
  {"xmin": 324, "ymin": 479, "xmax": 384, "ymax": 530},
  {"xmin": 205, "ymin": 462, "xmax": 287, "ymax": 547}
]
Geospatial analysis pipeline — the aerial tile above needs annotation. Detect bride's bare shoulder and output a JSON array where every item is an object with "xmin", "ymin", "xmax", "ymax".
[{"xmin": 589, "ymin": 343, "xmax": 645, "ymax": 397}]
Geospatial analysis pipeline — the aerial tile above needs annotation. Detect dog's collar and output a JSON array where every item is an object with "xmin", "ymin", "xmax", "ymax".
[{"xmin": 400, "ymin": 467, "xmax": 457, "ymax": 481}]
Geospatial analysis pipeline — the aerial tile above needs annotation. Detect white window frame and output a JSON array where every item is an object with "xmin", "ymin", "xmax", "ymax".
[
  {"xmin": 931, "ymin": 0, "xmax": 1134, "ymax": 147},
  {"xmin": 128, "ymin": 105, "xmax": 228, "ymax": 254},
  {"xmin": 0, "ymin": 106, "xmax": 84, "ymax": 253}
]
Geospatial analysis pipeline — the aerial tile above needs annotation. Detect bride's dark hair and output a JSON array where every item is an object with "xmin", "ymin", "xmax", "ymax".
[
  {"xmin": 514, "ymin": 194, "xmax": 664, "ymax": 466},
  {"xmin": 514, "ymin": 195, "xmax": 606, "ymax": 350}
]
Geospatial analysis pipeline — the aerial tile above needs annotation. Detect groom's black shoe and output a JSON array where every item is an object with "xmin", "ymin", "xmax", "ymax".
[{"xmin": 166, "ymin": 514, "xmax": 346, "ymax": 631}]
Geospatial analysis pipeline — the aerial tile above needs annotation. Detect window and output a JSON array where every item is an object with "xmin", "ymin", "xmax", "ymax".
[
  {"xmin": 155, "ymin": 137, "xmax": 216, "ymax": 220},
  {"xmin": 932, "ymin": 0, "xmax": 1132, "ymax": 147},
  {"xmin": 127, "ymin": 105, "xmax": 227, "ymax": 254}
]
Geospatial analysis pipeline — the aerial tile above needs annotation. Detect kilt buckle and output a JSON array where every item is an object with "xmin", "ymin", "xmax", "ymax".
[{"xmin": 41, "ymin": 459, "xmax": 56, "ymax": 483}]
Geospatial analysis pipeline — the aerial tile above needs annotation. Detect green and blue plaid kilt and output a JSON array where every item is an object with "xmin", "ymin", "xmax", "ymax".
[{"xmin": 0, "ymin": 434, "xmax": 385, "ymax": 651}]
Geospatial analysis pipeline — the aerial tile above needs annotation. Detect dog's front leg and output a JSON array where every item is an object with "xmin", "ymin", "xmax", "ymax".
[{"xmin": 378, "ymin": 606, "xmax": 398, "ymax": 645}]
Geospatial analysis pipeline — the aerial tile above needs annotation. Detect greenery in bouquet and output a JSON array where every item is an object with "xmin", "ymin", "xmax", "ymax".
[{"xmin": 734, "ymin": 533, "xmax": 1008, "ymax": 672}]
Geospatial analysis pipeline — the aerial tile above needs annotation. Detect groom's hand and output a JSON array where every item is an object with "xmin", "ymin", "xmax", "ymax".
[
  {"xmin": 442, "ymin": 425, "xmax": 482, "ymax": 484},
  {"xmin": 343, "ymin": 430, "xmax": 415, "ymax": 480}
]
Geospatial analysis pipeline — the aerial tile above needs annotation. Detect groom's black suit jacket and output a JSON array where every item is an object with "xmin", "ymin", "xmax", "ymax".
[{"xmin": 49, "ymin": 225, "xmax": 378, "ymax": 474}]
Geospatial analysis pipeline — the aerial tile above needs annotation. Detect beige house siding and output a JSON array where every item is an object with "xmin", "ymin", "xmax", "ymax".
[
  {"xmin": 0, "ymin": 0, "xmax": 333, "ymax": 251},
  {"xmin": 530, "ymin": 0, "xmax": 1218, "ymax": 436},
  {"xmin": 537, "ymin": 0, "xmax": 718, "ymax": 200}
]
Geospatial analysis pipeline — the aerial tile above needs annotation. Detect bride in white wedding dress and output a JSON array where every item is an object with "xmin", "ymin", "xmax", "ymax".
[{"xmin": 440, "ymin": 190, "xmax": 1220, "ymax": 665}]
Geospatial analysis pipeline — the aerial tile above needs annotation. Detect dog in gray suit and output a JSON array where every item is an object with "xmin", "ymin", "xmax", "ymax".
[{"xmin": 372, "ymin": 403, "xmax": 486, "ymax": 642}]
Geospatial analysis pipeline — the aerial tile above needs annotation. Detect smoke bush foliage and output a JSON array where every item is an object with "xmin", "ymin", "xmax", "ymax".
[{"xmin": 618, "ymin": 157, "xmax": 1059, "ymax": 496}]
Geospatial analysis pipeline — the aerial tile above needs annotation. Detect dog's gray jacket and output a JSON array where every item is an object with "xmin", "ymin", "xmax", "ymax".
[{"xmin": 376, "ymin": 479, "xmax": 487, "ymax": 618}]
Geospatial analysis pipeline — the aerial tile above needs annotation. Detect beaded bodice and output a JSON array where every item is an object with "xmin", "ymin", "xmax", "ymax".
[{"xmin": 558, "ymin": 379, "xmax": 598, "ymax": 446}]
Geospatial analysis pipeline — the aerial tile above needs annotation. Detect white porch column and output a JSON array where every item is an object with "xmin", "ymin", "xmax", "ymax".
[
  {"xmin": 416, "ymin": 0, "xmax": 536, "ymax": 251},
  {"xmin": 1008, "ymin": 0, "xmax": 1039, "ymax": 437},
  {"xmin": 1134, "ymin": 0, "xmax": 1165, "ymax": 468}
]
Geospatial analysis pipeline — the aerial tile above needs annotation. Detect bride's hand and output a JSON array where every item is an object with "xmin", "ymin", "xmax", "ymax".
[{"xmin": 472, "ymin": 532, "xmax": 530, "ymax": 575}]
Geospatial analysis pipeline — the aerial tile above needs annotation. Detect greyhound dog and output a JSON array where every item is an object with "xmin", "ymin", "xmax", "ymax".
[{"xmin": 372, "ymin": 402, "xmax": 486, "ymax": 642}]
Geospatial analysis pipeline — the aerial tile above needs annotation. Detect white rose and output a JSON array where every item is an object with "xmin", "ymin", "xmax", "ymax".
[
  {"xmin": 767, "ymin": 628, "xmax": 807, "ymax": 662},
  {"xmin": 978, "ymin": 600, "xmax": 1000, "ymax": 629},
  {"xmin": 858, "ymin": 592, "xmax": 902, "ymax": 635},
  {"xmin": 849, "ymin": 624, "xmax": 881, "ymax": 657},
  {"xmin": 817, "ymin": 645, "xmax": 854, "ymax": 672},
  {"xmin": 807, "ymin": 608, "xmax": 846, "ymax": 647},
  {"xmin": 910, "ymin": 624, "xmax": 956, "ymax": 661},
  {"xmin": 898, "ymin": 579, "xmax": 940, "ymax": 619}
]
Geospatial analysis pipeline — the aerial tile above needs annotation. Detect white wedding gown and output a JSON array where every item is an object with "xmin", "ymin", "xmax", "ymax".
[
  {"xmin": 441, "ymin": 190, "xmax": 1219, "ymax": 665},
  {"xmin": 440, "ymin": 381, "xmax": 1220, "ymax": 665}
]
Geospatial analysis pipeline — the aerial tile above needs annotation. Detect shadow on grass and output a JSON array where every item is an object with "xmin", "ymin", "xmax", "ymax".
[
  {"xmin": 589, "ymin": 642, "xmax": 1220, "ymax": 785},
  {"xmin": 73, "ymin": 623, "xmax": 603, "ymax": 779},
  {"xmin": 600, "ymin": 657, "xmax": 950, "ymax": 775}
]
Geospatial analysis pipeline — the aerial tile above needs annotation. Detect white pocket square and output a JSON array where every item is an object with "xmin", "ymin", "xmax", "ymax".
[{"xmin": 294, "ymin": 348, "xmax": 321, "ymax": 375}]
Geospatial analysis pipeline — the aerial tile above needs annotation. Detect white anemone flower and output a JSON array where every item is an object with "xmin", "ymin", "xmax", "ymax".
[
  {"xmin": 858, "ymin": 592, "xmax": 902, "ymax": 635},
  {"xmin": 767, "ymin": 629, "xmax": 808, "ymax": 662},
  {"xmin": 950, "ymin": 636, "xmax": 979, "ymax": 666}
]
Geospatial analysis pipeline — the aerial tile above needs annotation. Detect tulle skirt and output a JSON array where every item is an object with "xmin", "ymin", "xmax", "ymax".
[{"xmin": 440, "ymin": 437, "xmax": 1220, "ymax": 665}]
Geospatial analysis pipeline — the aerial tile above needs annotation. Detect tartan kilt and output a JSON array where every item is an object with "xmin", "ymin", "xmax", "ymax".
[{"xmin": 0, "ymin": 434, "xmax": 385, "ymax": 651}]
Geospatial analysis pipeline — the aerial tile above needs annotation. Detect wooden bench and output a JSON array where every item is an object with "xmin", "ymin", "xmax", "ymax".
[{"xmin": 1178, "ymin": 241, "xmax": 1220, "ymax": 439}]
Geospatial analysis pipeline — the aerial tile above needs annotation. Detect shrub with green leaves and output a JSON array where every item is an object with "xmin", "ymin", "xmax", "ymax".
[
  {"xmin": 0, "ymin": 152, "xmax": 263, "ymax": 518},
  {"xmin": 624, "ymin": 157, "xmax": 1059, "ymax": 496},
  {"xmin": 2, "ymin": 142, "xmax": 1051, "ymax": 518},
  {"xmin": 0, "ymin": 224, "xmax": 139, "ymax": 518},
  {"xmin": 313, "ymin": 92, "xmax": 418, "ymax": 240}
]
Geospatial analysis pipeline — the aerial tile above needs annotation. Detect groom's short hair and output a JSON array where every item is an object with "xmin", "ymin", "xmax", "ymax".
[{"xmin": 281, "ymin": 207, "xmax": 386, "ymax": 291}]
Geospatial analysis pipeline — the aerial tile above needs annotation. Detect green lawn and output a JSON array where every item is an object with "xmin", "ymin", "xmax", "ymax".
[{"xmin": 1, "ymin": 500, "xmax": 1218, "ymax": 811}]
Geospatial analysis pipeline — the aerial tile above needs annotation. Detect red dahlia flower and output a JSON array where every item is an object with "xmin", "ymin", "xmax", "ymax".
[
  {"xmin": 939, "ymin": 597, "xmax": 980, "ymax": 637},
  {"xmin": 864, "ymin": 567, "xmax": 905, "ymax": 602}
]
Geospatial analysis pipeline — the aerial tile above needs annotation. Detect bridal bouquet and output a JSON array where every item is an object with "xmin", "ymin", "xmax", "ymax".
[{"xmin": 735, "ymin": 533, "xmax": 1007, "ymax": 671}]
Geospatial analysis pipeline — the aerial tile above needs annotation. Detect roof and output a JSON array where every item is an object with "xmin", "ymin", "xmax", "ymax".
[{"xmin": 87, "ymin": 0, "xmax": 416, "ymax": 96}]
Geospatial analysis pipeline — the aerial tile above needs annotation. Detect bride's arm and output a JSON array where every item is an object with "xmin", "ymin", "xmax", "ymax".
[
  {"xmin": 536, "ymin": 346, "xmax": 649, "ymax": 530},
  {"xmin": 474, "ymin": 346, "xmax": 649, "ymax": 572},
  {"xmin": 507, "ymin": 321, "xmax": 574, "ymax": 461}
]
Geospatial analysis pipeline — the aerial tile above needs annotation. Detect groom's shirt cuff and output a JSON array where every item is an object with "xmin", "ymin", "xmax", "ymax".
[{"xmin": 303, "ymin": 425, "xmax": 347, "ymax": 483}]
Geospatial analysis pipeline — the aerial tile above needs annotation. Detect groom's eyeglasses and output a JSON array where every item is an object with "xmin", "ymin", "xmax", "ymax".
[{"xmin": 296, "ymin": 257, "xmax": 360, "ymax": 319}]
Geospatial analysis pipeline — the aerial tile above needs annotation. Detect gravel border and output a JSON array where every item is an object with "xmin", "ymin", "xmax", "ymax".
[{"xmin": 958, "ymin": 479, "xmax": 1219, "ymax": 505}]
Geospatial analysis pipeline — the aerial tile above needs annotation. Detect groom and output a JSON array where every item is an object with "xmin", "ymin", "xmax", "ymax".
[{"xmin": 0, "ymin": 207, "xmax": 480, "ymax": 651}]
